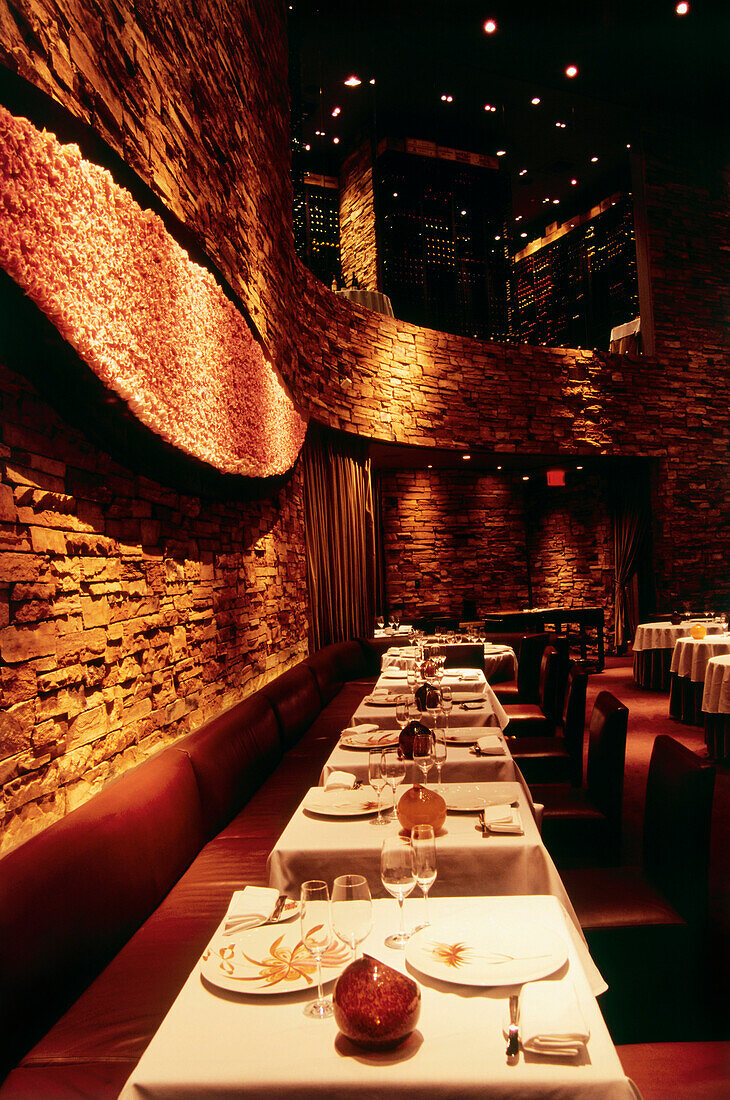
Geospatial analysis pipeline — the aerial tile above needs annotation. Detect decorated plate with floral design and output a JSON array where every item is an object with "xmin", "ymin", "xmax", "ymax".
[
  {"xmin": 405, "ymin": 914, "xmax": 567, "ymax": 987},
  {"xmin": 201, "ymin": 925, "xmax": 350, "ymax": 995},
  {"xmin": 303, "ymin": 788, "xmax": 385, "ymax": 816}
]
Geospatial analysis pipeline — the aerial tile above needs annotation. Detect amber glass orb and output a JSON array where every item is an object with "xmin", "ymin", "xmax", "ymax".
[{"xmin": 397, "ymin": 784, "xmax": 446, "ymax": 834}]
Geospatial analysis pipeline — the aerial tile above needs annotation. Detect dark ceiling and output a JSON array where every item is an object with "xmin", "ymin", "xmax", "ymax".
[{"xmin": 289, "ymin": 0, "xmax": 728, "ymax": 241}]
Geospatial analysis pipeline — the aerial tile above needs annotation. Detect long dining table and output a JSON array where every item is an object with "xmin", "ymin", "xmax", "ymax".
[{"xmin": 117, "ymin": 670, "xmax": 640, "ymax": 1100}]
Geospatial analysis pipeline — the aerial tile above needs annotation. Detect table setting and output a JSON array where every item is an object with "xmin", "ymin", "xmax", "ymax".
[
  {"xmin": 669, "ymin": 632, "xmax": 730, "ymax": 724},
  {"xmin": 118, "ymin": 893, "xmax": 636, "ymax": 1099},
  {"xmin": 632, "ymin": 618, "xmax": 727, "ymax": 691}
]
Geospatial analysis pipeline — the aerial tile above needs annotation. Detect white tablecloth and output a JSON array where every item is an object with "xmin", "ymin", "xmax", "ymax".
[
  {"xmin": 322, "ymin": 734, "xmax": 521, "ymax": 787},
  {"xmin": 632, "ymin": 620, "xmax": 726, "ymax": 651},
  {"xmin": 266, "ymin": 782, "xmax": 593, "ymax": 973},
  {"xmin": 670, "ymin": 634, "xmax": 730, "ymax": 682},
  {"xmin": 118, "ymin": 895, "xmax": 632, "ymax": 1100},
  {"xmin": 701, "ymin": 655, "xmax": 730, "ymax": 714},
  {"xmin": 382, "ymin": 644, "xmax": 517, "ymax": 683},
  {"xmin": 353, "ymin": 675, "xmax": 509, "ymax": 732},
  {"xmin": 337, "ymin": 287, "xmax": 395, "ymax": 316}
]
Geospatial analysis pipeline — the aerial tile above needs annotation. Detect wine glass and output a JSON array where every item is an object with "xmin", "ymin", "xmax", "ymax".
[
  {"xmin": 375, "ymin": 615, "xmax": 385, "ymax": 631},
  {"xmin": 426, "ymin": 685, "xmax": 441, "ymax": 729},
  {"xmin": 380, "ymin": 836, "xmax": 416, "ymax": 949},
  {"xmin": 331, "ymin": 874, "xmax": 373, "ymax": 959},
  {"xmin": 368, "ymin": 749, "xmax": 388, "ymax": 826},
  {"xmin": 440, "ymin": 685, "xmax": 453, "ymax": 736},
  {"xmin": 395, "ymin": 696, "xmax": 410, "ymax": 727},
  {"xmin": 433, "ymin": 728, "xmax": 447, "ymax": 788},
  {"xmin": 391, "ymin": 612, "xmax": 400, "ymax": 632},
  {"xmin": 412, "ymin": 824, "xmax": 437, "ymax": 929},
  {"xmin": 412, "ymin": 730, "xmax": 434, "ymax": 787},
  {"xmin": 406, "ymin": 665, "xmax": 418, "ymax": 694},
  {"xmin": 381, "ymin": 747, "xmax": 406, "ymax": 821},
  {"xmin": 300, "ymin": 880, "xmax": 334, "ymax": 1018}
]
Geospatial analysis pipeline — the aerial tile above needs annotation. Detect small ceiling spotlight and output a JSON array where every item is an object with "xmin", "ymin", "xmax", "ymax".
[
  {"xmin": 496, "ymin": 149, "xmax": 506, "ymax": 156},
  {"xmin": 344, "ymin": 75, "xmax": 361, "ymax": 87},
  {"xmin": 483, "ymin": 18, "xmax": 497, "ymax": 34},
  {"xmin": 331, "ymin": 107, "xmax": 341, "ymax": 117},
  {"xmin": 462, "ymin": 453, "xmax": 471, "ymax": 460},
  {"xmin": 591, "ymin": 155, "xmax": 599, "ymax": 163},
  {"xmin": 522, "ymin": 475, "xmax": 530, "ymax": 481},
  {"xmin": 675, "ymin": 2, "xmax": 689, "ymax": 14},
  {"xmin": 520, "ymin": 232, "xmax": 527, "ymax": 237},
  {"xmin": 565, "ymin": 64, "xmax": 579, "ymax": 78},
  {"xmin": 519, "ymin": 168, "xmax": 528, "ymax": 176},
  {"xmin": 369, "ymin": 78, "xmax": 376, "ymax": 84},
  {"xmin": 441, "ymin": 93, "xmax": 454, "ymax": 102},
  {"xmin": 571, "ymin": 178, "xmax": 578, "ymax": 185},
  {"xmin": 531, "ymin": 96, "xmax": 541, "ymax": 106},
  {"xmin": 332, "ymin": 136, "xmax": 340, "ymax": 144}
]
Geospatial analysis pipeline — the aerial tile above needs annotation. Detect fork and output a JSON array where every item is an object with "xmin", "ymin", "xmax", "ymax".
[
  {"xmin": 506, "ymin": 992, "xmax": 521, "ymax": 1059},
  {"xmin": 223, "ymin": 893, "xmax": 288, "ymax": 935}
]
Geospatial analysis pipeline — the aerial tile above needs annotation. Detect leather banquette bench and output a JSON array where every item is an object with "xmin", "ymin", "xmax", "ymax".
[{"xmin": 0, "ymin": 639, "xmax": 381, "ymax": 1099}]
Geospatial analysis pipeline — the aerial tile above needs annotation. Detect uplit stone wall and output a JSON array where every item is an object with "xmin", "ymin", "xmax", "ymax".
[
  {"xmin": 380, "ymin": 468, "xmax": 616, "ymax": 642},
  {"xmin": 339, "ymin": 141, "xmax": 379, "ymax": 291},
  {"xmin": 0, "ymin": 359, "xmax": 309, "ymax": 853}
]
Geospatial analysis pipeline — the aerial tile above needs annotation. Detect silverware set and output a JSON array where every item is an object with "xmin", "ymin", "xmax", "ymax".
[
  {"xmin": 223, "ymin": 893, "xmax": 289, "ymax": 935},
  {"xmin": 506, "ymin": 991, "xmax": 521, "ymax": 1059}
]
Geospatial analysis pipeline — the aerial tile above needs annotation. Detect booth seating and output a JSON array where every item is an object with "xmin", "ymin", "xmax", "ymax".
[{"xmin": 0, "ymin": 640, "xmax": 382, "ymax": 1099}]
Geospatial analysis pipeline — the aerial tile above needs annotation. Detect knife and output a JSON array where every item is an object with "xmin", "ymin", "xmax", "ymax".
[{"xmin": 506, "ymin": 992, "xmax": 521, "ymax": 1059}]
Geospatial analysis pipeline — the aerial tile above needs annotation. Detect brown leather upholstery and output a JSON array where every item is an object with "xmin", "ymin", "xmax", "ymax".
[
  {"xmin": 260, "ymin": 662, "xmax": 323, "ymax": 749},
  {"xmin": 180, "ymin": 692, "xmax": 282, "ymax": 838},
  {"xmin": 494, "ymin": 631, "xmax": 551, "ymax": 704},
  {"xmin": 531, "ymin": 689, "xmax": 628, "ymax": 866},
  {"xmin": 0, "ymin": 747, "xmax": 207, "ymax": 1083},
  {"xmin": 561, "ymin": 737, "xmax": 715, "ymax": 1043},
  {"xmin": 503, "ymin": 645, "xmax": 559, "ymax": 735},
  {"xmin": 510, "ymin": 663, "xmax": 588, "ymax": 785},
  {"xmin": 434, "ymin": 642, "xmax": 485, "ymax": 672}
]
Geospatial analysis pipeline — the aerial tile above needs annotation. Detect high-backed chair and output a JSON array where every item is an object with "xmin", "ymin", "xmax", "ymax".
[
  {"xmin": 507, "ymin": 662, "xmax": 588, "ymax": 785},
  {"xmin": 493, "ymin": 631, "xmax": 551, "ymax": 703},
  {"xmin": 562, "ymin": 736, "xmax": 716, "ymax": 1042},
  {"xmin": 531, "ymin": 690, "xmax": 628, "ymax": 866},
  {"xmin": 502, "ymin": 645, "xmax": 560, "ymax": 735},
  {"xmin": 435, "ymin": 642, "xmax": 485, "ymax": 672}
]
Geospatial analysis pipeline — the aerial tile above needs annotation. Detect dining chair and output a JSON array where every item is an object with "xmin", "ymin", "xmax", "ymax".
[
  {"xmin": 561, "ymin": 735, "xmax": 716, "ymax": 1042},
  {"xmin": 506, "ymin": 662, "xmax": 588, "ymax": 785},
  {"xmin": 436, "ymin": 642, "xmax": 485, "ymax": 672},
  {"xmin": 530, "ymin": 690, "xmax": 628, "ymax": 867},
  {"xmin": 501, "ymin": 645, "xmax": 560, "ymax": 735},
  {"xmin": 493, "ymin": 631, "xmax": 551, "ymax": 703}
]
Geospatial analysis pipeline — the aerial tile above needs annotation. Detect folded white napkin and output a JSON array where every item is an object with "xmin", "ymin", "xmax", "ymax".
[
  {"xmin": 515, "ymin": 979, "xmax": 590, "ymax": 1057},
  {"xmin": 460, "ymin": 700, "xmax": 484, "ymax": 710},
  {"xmin": 224, "ymin": 886, "xmax": 280, "ymax": 923},
  {"xmin": 324, "ymin": 770, "xmax": 357, "ymax": 791},
  {"xmin": 459, "ymin": 670, "xmax": 480, "ymax": 681},
  {"xmin": 476, "ymin": 734, "xmax": 504, "ymax": 755},
  {"xmin": 483, "ymin": 803, "xmax": 523, "ymax": 834},
  {"xmin": 342, "ymin": 723, "xmax": 379, "ymax": 737}
]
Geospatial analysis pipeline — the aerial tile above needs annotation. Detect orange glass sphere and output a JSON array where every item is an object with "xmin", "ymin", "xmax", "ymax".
[
  {"xmin": 690, "ymin": 623, "xmax": 707, "ymax": 640},
  {"xmin": 397, "ymin": 784, "xmax": 446, "ymax": 834}
]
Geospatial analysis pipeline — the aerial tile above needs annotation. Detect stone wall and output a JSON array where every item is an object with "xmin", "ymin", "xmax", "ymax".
[
  {"xmin": 380, "ymin": 468, "xmax": 616, "ymax": 642},
  {"xmin": 0, "ymin": 359, "xmax": 309, "ymax": 853},
  {"xmin": 339, "ymin": 141, "xmax": 379, "ymax": 291}
]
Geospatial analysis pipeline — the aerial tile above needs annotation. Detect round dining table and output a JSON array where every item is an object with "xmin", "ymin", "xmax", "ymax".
[
  {"xmin": 701, "ymin": 654, "xmax": 730, "ymax": 762},
  {"xmin": 632, "ymin": 619, "xmax": 726, "ymax": 691},
  {"xmin": 669, "ymin": 633, "xmax": 730, "ymax": 725}
]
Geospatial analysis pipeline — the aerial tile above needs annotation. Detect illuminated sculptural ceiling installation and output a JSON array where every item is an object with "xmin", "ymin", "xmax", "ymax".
[{"xmin": 0, "ymin": 105, "xmax": 307, "ymax": 478}]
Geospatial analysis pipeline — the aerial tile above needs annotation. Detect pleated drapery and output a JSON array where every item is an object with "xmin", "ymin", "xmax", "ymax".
[
  {"xmin": 612, "ymin": 476, "xmax": 649, "ymax": 651},
  {"xmin": 302, "ymin": 425, "xmax": 375, "ymax": 650}
]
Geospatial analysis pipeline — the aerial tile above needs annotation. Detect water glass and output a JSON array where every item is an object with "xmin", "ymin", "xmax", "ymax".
[
  {"xmin": 331, "ymin": 874, "xmax": 373, "ymax": 958},
  {"xmin": 412, "ymin": 730, "xmax": 434, "ymax": 786},
  {"xmin": 433, "ymin": 729, "xmax": 447, "ymax": 786},
  {"xmin": 300, "ymin": 880, "xmax": 334, "ymax": 1018},
  {"xmin": 380, "ymin": 836, "xmax": 416, "ymax": 949},
  {"xmin": 395, "ymin": 696, "xmax": 410, "ymax": 726},
  {"xmin": 368, "ymin": 749, "xmax": 388, "ymax": 826},
  {"xmin": 411, "ymin": 825, "xmax": 437, "ymax": 929},
  {"xmin": 380, "ymin": 747, "xmax": 406, "ymax": 821}
]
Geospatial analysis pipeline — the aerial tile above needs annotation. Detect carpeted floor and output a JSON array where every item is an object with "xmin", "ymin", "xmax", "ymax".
[{"xmin": 584, "ymin": 654, "xmax": 730, "ymax": 1038}]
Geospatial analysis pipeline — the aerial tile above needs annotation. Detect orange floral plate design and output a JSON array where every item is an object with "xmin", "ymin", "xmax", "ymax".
[
  {"xmin": 201, "ymin": 924, "xmax": 351, "ymax": 995},
  {"xmin": 405, "ymin": 913, "xmax": 567, "ymax": 987}
]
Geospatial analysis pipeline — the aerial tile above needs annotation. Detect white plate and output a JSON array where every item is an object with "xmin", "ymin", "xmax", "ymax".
[
  {"xmin": 340, "ymin": 730, "xmax": 399, "ymax": 749},
  {"xmin": 405, "ymin": 913, "xmax": 568, "ymax": 987},
  {"xmin": 363, "ymin": 693, "xmax": 398, "ymax": 706},
  {"xmin": 444, "ymin": 727, "xmax": 480, "ymax": 745},
  {"xmin": 442, "ymin": 783, "xmax": 491, "ymax": 811},
  {"xmin": 201, "ymin": 923, "xmax": 350, "ymax": 995},
  {"xmin": 381, "ymin": 670, "xmax": 408, "ymax": 680},
  {"xmin": 303, "ymin": 788, "xmax": 383, "ymax": 816}
]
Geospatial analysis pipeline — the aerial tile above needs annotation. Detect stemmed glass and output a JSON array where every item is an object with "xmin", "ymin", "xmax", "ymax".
[
  {"xmin": 395, "ymin": 696, "xmax": 410, "ymax": 727},
  {"xmin": 426, "ymin": 685, "xmax": 441, "ymax": 730},
  {"xmin": 300, "ymin": 880, "xmax": 334, "ymax": 1018},
  {"xmin": 375, "ymin": 615, "xmax": 385, "ymax": 631},
  {"xmin": 380, "ymin": 836, "xmax": 416, "ymax": 949},
  {"xmin": 391, "ymin": 612, "xmax": 400, "ymax": 632},
  {"xmin": 433, "ymin": 728, "xmax": 447, "ymax": 788},
  {"xmin": 380, "ymin": 747, "xmax": 406, "ymax": 821},
  {"xmin": 412, "ymin": 730, "xmax": 434, "ymax": 787},
  {"xmin": 368, "ymin": 748, "xmax": 389, "ymax": 826},
  {"xmin": 406, "ymin": 665, "xmax": 418, "ymax": 695},
  {"xmin": 412, "ymin": 824, "xmax": 437, "ymax": 929},
  {"xmin": 440, "ymin": 685, "xmax": 453, "ymax": 736},
  {"xmin": 331, "ymin": 874, "xmax": 373, "ymax": 959}
]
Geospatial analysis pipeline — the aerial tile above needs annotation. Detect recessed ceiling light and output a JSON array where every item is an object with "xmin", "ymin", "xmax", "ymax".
[
  {"xmin": 515, "ymin": 215, "xmax": 522, "ymax": 221},
  {"xmin": 462, "ymin": 453, "xmax": 471, "ymax": 460},
  {"xmin": 484, "ymin": 103, "xmax": 493, "ymax": 111},
  {"xmin": 345, "ymin": 75, "xmax": 361, "ymax": 87},
  {"xmin": 576, "ymin": 465, "xmax": 584, "ymax": 470},
  {"xmin": 304, "ymin": 144, "xmax": 311, "ymax": 151},
  {"xmin": 427, "ymin": 464, "xmax": 433, "ymax": 469},
  {"xmin": 496, "ymin": 149, "xmax": 506, "ymax": 156},
  {"xmin": 331, "ymin": 107, "xmax": 341, "ymax": 117},
  {"xmin": 483, "ymin": 19, "xmax": 497, "ymax": 34},
  {"xmin": 555, "ymin": 121, "xmax": 566, "ymax": 129},
  {"xmin": 494, "ymin": 234, "xmax": 501, "ymax": 240},
  {"xmin": 369, "ymin": 78, "xmax": 375, "ymax": 84},
  {"xmin": 571, "ymin": 178, "xmax": 578, "ymax": 185},
  {"xmin": 591, "ymin": 156, "xmax": 599, "ymax": 163},
  {"xmin": 553, "ymin": 198, "xmax": 559, "ymax": 204},
  {"xmin": 565, "ymin": 64, "xmax": 578, "ymax": 78},
  {"xmin": 522, "ymin": 475, "xmax": 530, "ymax": 481},
  {"xmin": 531, "ymin": 96, "xmax": 541, "ymax": 106},
  {"xmin": 497, "ymin": 465, "xmax": 502, "ymax": 470},
  {"xmin": 520, "ymin": 232, "xmax": 527, "ymax": 237},
  {"xmin": 393, "ymin": 191, "xmax": 398, "ymax": 198},
  {"xmin": 519, "ymin": 168, "xmax": 528, "ymax": 176},
  {"xmin": 333, "ymin": 136, "xmax": 340, "ymax": 144},
  {"xmin": 626, "ymin": 142, "xmax": 631, "ymax": 149},
  {"xmin": 675, "ymin": 2, "xmax": 689, "ymax": 14},
  {"xmin": 461, "ymin": 209, "xmax": 467, "ymax": 215}
]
